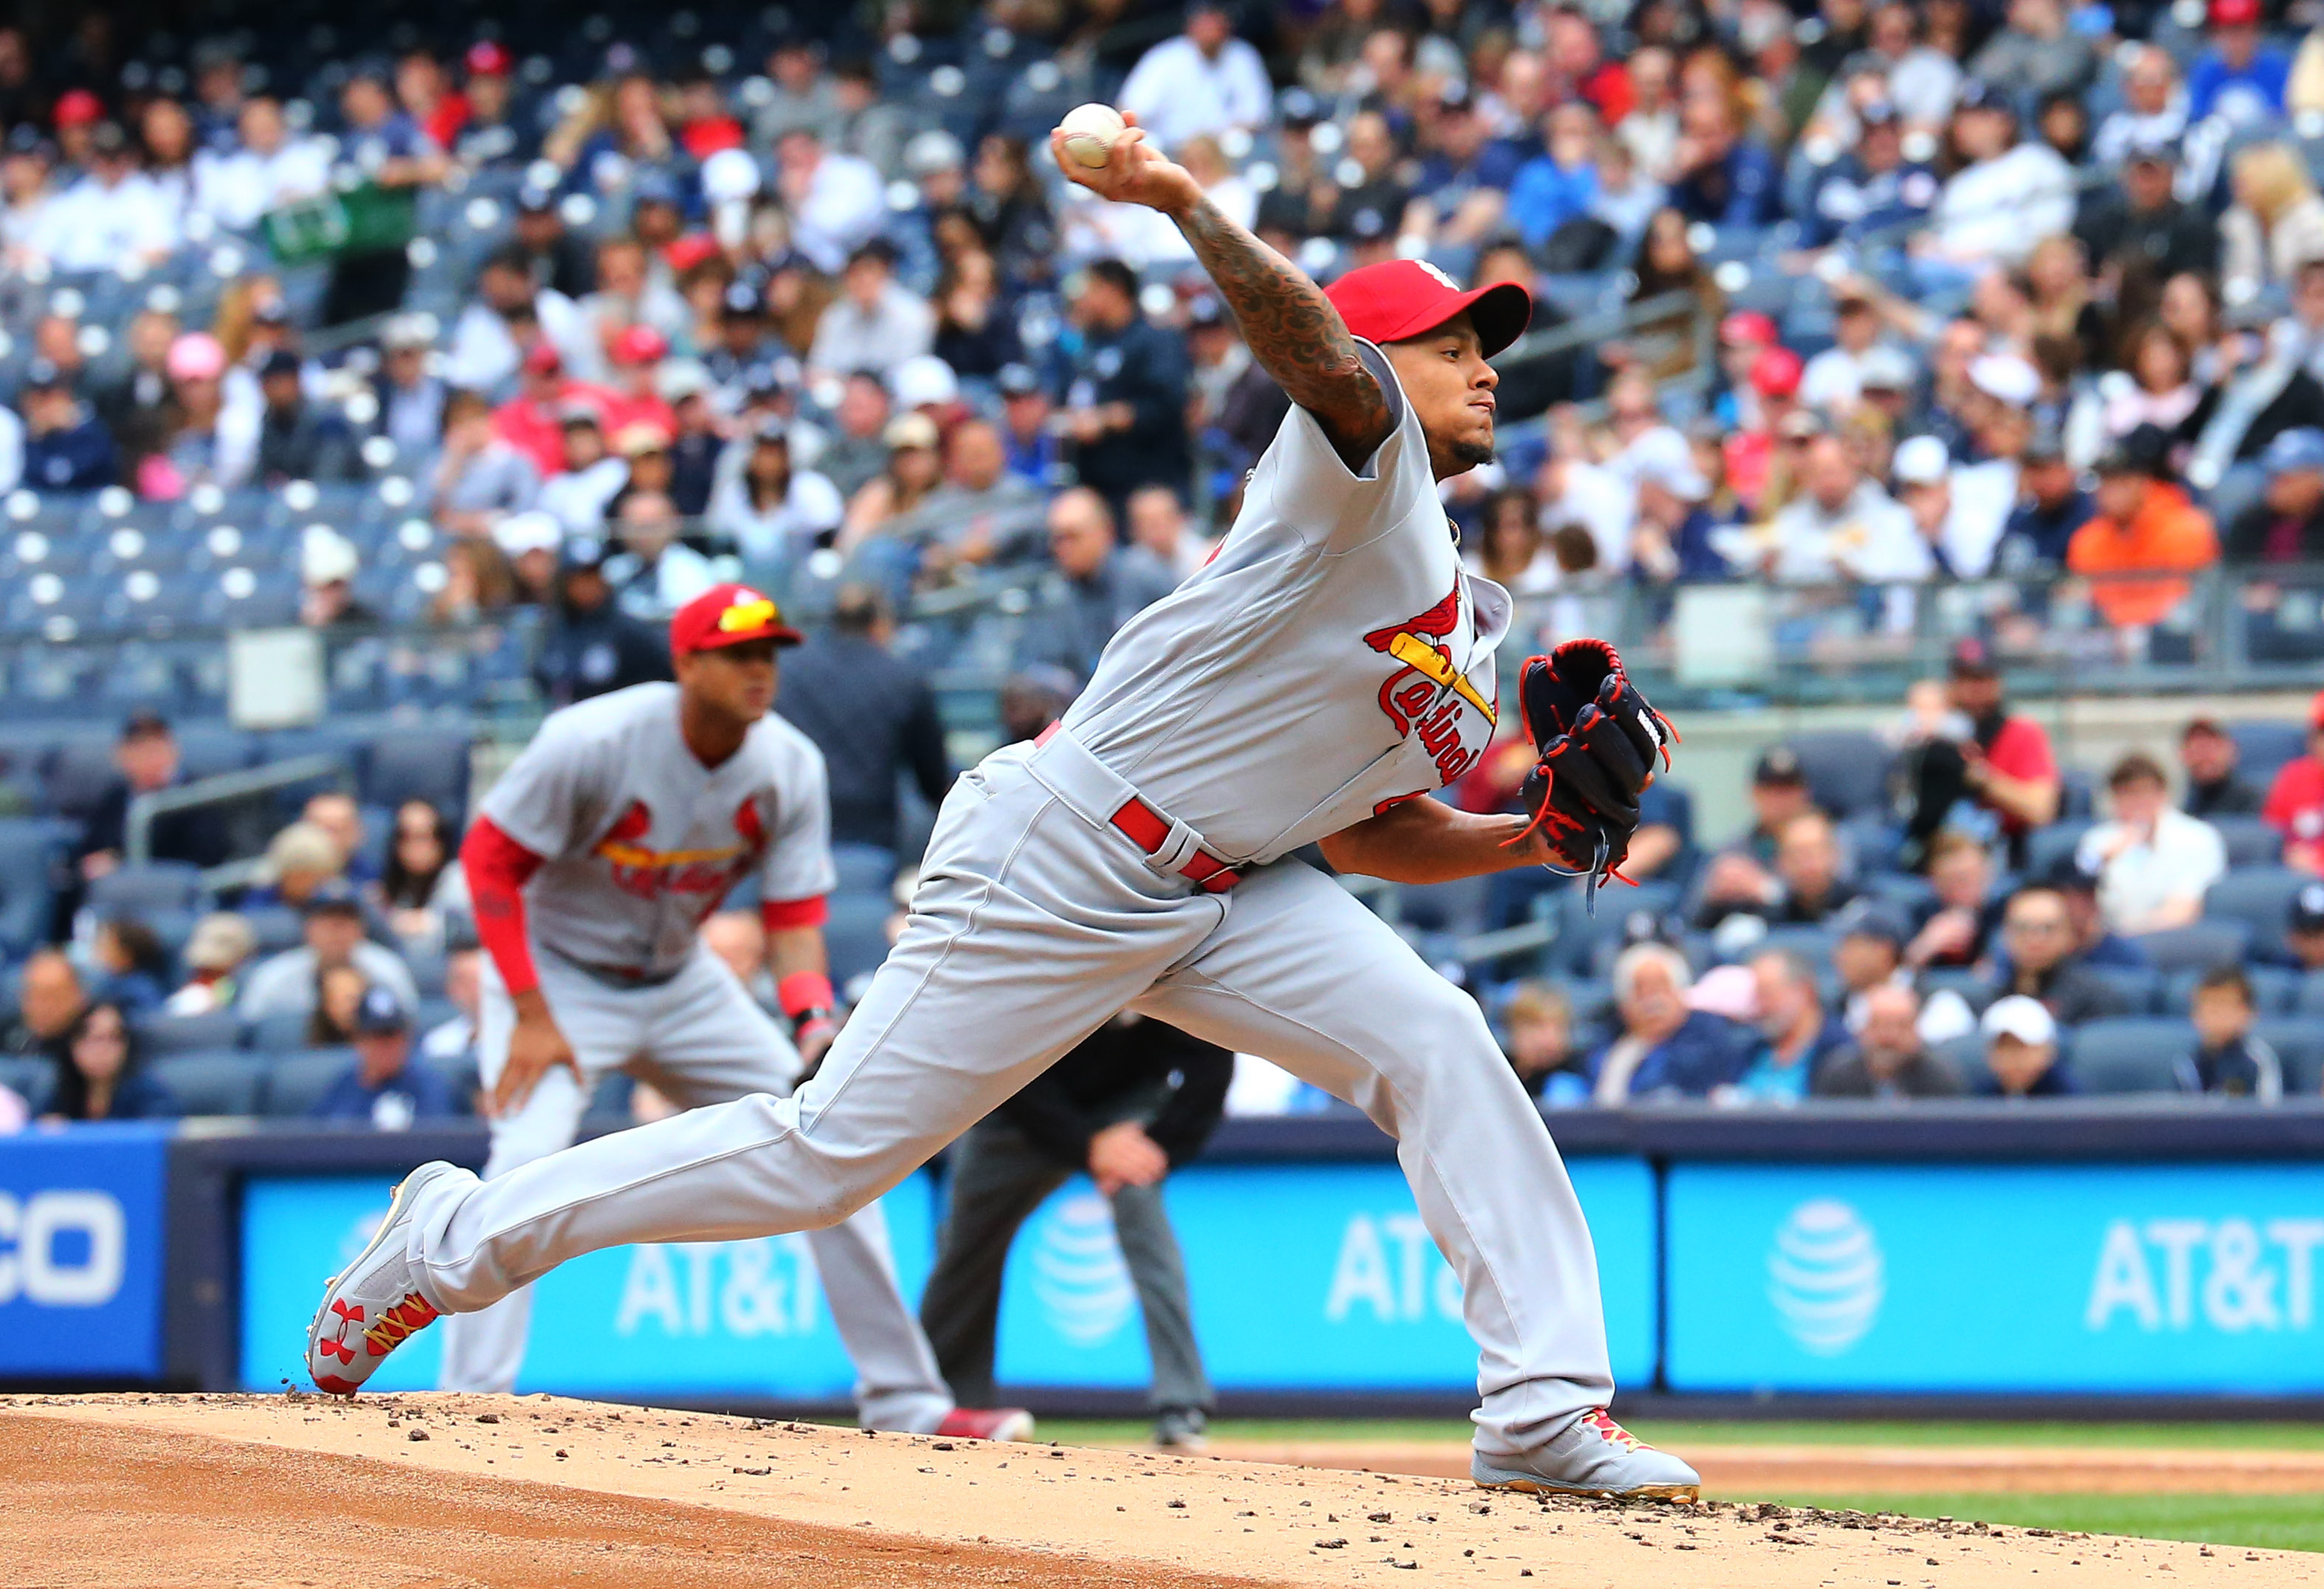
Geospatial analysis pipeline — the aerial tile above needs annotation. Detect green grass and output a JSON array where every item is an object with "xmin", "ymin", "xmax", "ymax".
[
  {"xmin": 1736, "ymin": 1492, "xmax": 2324, "ymax": 1554},
  {"xmin": 1040, "ymin": 1418, "xmax": 2324, "ymax": 1451}
]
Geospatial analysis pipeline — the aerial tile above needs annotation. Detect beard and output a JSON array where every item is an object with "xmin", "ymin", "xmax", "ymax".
[{"xmin": 1447, "ymin": 435, "xmax": 1496, "ymax": 470}]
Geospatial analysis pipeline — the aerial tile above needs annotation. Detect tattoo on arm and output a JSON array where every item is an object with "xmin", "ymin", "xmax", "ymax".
[{"xmin": 1173, "ymin": 195, "xmax": 1393, "ymax": 466}]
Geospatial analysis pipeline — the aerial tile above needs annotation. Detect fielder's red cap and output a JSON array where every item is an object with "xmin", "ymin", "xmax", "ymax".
[
  {"xmin": 1323, "ymin": 260, "xmax": 1531, "ymax": 359},
  {"xmin": 671, "ymin": 583, "xmax": 804, "ymax": 658}
]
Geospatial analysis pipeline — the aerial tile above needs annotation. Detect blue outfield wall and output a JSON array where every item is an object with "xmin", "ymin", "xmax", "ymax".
[
  {"xmin": 235, "ymin": 1157, "xmax": 1658, "ymax": 1397},
  {"xmin": 0, "ymin": 1123, "xmax": 170, "ymax": 1379}
]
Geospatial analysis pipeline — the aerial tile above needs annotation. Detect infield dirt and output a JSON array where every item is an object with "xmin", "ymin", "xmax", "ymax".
[{"xmin": 3, "ymin": 1393, "xmax": 2317, "ymax": 1587}]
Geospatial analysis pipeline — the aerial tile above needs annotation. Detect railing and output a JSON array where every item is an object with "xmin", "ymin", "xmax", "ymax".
[{"xmin": 125, "ymin": 754, "xmax": 354, "ymax": 889}]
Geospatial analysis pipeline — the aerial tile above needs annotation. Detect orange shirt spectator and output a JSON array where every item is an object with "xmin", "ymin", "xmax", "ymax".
[
  {"xmin": 2262, "ymin": 692, "xmax": 2324, "ymax": 874},
  {"xmin": 2066, "ymin": 458, "xmax": 2219, "ymax": 629}
]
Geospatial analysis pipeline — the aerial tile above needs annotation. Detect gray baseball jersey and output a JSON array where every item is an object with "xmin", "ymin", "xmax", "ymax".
[
  {"xmin": 478, "ymin": 681, "xmax": 838, "ymax": 979},
  {"xmin": 1066, "ymin": 339, "xmax": 1511, "ymax": 863}
]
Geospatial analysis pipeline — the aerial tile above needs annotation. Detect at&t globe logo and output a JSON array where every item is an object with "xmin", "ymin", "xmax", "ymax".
[
  {"xmin": 1768, "ymin": 1199, "xmax": 1885, "ymax": 1355},
  {"xmin": 1030, "ymin": 1190, "xmax": 1137, "ymax": 1347}
]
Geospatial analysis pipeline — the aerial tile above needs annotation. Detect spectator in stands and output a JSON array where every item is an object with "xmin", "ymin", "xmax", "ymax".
[
  {"xmin": 1120, "ymin": 1, "xmax": 1272, "ymax": 149},
  {"xmin": 1998, "ymin": 421, "xmax": 2093, "ymax": 571},
  {"xmin": 1692, "ymin": 748, "xmax": 1815, "ymax": 920},
  {"xmin": 73, "ymin": 710, "xmax": 230, "ymax": 883},
  {"xmin": 1921, "ymin": 81, "xmax": 2075, "ymax": 277},
  {"xmin": 1125, "ymin": 486, "xmax": 1209, "ymax": 584},
  {"xmin": 904, "ymin": 418, "xmax": 1049, "ymax": 572},
  {"xmin": 2179, "ymin": 968, "xmax": 2283, "ymax": 1101},
  {"xmin": 1993, "ymin": 883, "xmax": 2134, "ymax": 1027},
  {"xmin": 1724, "ymin": 948, "xmax": 1852, "ymax": 1105},
  {"xmin": 1979, "ymin": 993, "xmax": 2075, "ymax": 1097},
  {"xmin": 431, "ymin": 392, "xmax": 542, "ymax": 536},
  {"xmin": 2221, "ymin": 144, "xmax": 2324, "ymax": 306},
  {"xmin": 16, "ymin": 357, "xmax": 114, "ymax": 491},
  {"xmin": 2226, "ymin": 428, "xmax": 2324, "ymax": 565},
  {"xmin": 1667, "ymin": 77, "xmax": 1777, "ymax": 230},
  {"xmin": 370, "ymin": 316, "xmax": 448, "ymax": 464},
  {"xmin": 2189, "ymin": 0, "xmax": 2291, "ymax": 121},
  {"xmin": 44, "ymin": 1000, "xmax": 176, "ymax": 1123},
  {"xmin": 1699, "ymin": 810, "xmax": 1856, "ymax": 931},
  {"xmin": 308, "ymin": 961, "xmax": 370, "ymax": 1045},
  {"xmin": 606, "ymin": 490, "xmax": 716, "ymax": 620},
  {"xmin": 163, "ymin": 913, "xmax": 257, "ymax": 1016},
  {"xmin": 1969, "ymin": 0, "xmax": 2094, "ymax": 105},
  {"xmin": 1813, "ymin": 984, "xmax": 1965, "ymax": 1097},
  {"xmin": 2045, "ymin": 849, "xmax": 2151, "ymax": 971},
  {"xmin": 1832, "ymin": 901, "xmax": 1912, "ymax": 1029},
  {"xmin": 706, "ymin": 418, "xmax": 844, "ymax": 578},
  {"xmin": 1763, "ymin": 434, "xmax": 1930, "ymax": 582},
  {"xmin": 379, "ymin": 799, "xmax": 462, "ymax": 946},
  {"xmin": 323, "ymin": 64, "xmax": 449, "ymax": 325},
  {"xmin": 1905, "ymin": 830, "xmax": 2002, "ymax": 969},
  {"xmin": 239, "ymin": 880, "xmax": 418, "ymax": 1021},
  {"xmin": 2179, "ymin": 718, "xmax": 2264, "ymax": 818},
  {"xmin": 2080, "ymin": 751, "xmax": 2227, "ymax": 937},
  {"xmin": 806, "ymin": 240, "xmax": 931, "ymax": 380},
  {"xmin": 300, "ymin": 792, "xmax": 370, "ymax": 887},
  {"xmin": 775, "ymin": 585, "xmax": 951, "ymax": 864},
  {"xmin": 247, "ymin": 821, "xmax": 345, "ymax": 911},
  {"xmin": 2072, "ymin": 134, "xmax": 2218, "ymax": 289},
  {"xmin": 1016, "ymin": 488, "xmax": 1179, "ymax": 686},
  {"xmin": 919, "ymin": 1009, "xmax": 1230, "ymax": 1450},
  {"xmin": 1591, "ymin": 941, "xmax": 1748, "ymax": 1102},
  {"xmin": 1503, "ymin": 982, "xmax": 1587, "ymax": 1105},
  {"xmin": 90, "ymin": 917, "xmax": 170, "ymax": 1018},
  {"xmin": 534, "ymin": 538, "xmax": 672, "ymax": 706},
  {"xmin": 4, "ymin": 948, "xmax": 83, "ymax": 1059},
  {"xmin": 1059, "ymin": 258, "xmax": 1191, "ymax": 511},
  {"xmin": 311, "ymin": 985, "xmax": 458, "ymax": 1129},
  {"xmin": 2264, "ymin": 691, "xmax": 2324, "ymax": 873},
  {"xmin": 299, "ymin": 527, "xmax": 380, "ymax": 632},
  {"xmin": 2092, "ymin": 46, "xmax": 2185, "ymax": 170},
  {"xmin": 2070, "ymin": 430, "xmax": 2221, "ymax": 635},
  {"xmin": 191, "ymin": 94, "xmax": 331, "ymax": 232},
  {"xmin": 538, "ymin": 406, "xmax": 626, "ymax": 534},
  {"xmin": 40, "ymin": 120, "xmax": 177, "ymax": 274},
  {"xmin": 1906, "ymin": 640, "xmax": 2061, "ymax": 869},
  {"xmin": 421, "ymin": 943, "xmax": 482, "ymax": 1073}
]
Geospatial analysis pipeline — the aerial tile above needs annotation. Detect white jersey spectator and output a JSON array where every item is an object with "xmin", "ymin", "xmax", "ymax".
[
  {"xmin": 707, "ymin": 423, "xmax": 847, "ymax": 569},
  {"xmin": 444, "ymin": 286, "xmax": 591, "ymax": 393},
  {"xmin": 35, "ymin": 137, "xmax": 179, "ymax": 271},
  {"xmin": 2079, "ymin": 755, "xmax": 2227, "ymax": 937},
  {"xmin": 807, "ymin": 241, "xmax": 934, "ymax": 377},
  {"xmin": 192, "ymin": 97, "xmax": 333, "ymax": 230},
  {"xmin": 776, "ymin": 131, "xmax": 885, "ymax": 273},
  {"xmin": 1765, "ymin": 436, "xmax": 1933, "ymax": 582},
  {"xmin": 1929, "ymin": 89, "xmax": 2075, "ymax": 269},
  {"xmin": 1118, "ymin": 6, "xmax": 1274, "ymax": 149}
]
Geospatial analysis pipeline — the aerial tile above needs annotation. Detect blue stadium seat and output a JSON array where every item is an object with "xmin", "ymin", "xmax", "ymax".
[
  {"xmin": 0, "ymin": 818, "xmax": 63, "ymax": 958},
  {"xmin": 1562, "ymin": 880, "xmax": 1682, "ymax": 978},
  {"xmin": 1786, "ymin": 731, "xmax": 1895, "ymax": 818},
  {"xmin": 2208, "ymin": 815, "xmax": 2283, "ymax": 870},
  {"xmin": 0, "ymin": 1053, "xmax": 53, "ymax": 1111},
  {"xmin": 88, "ymin": 861, "xmax": 207, "ymax": 914},
  {"xmin": 830, "ymin": 843, "xmax": 899, "ymax": 897},
  {"xmin": 241, "ymin": 906, "xmax": 306, "ymax": 955},
  {"xmin": 135, "ymin": 1007, "xmax": 244, "ymax": 1056},
  {"xmin": 2229, "ymin": 722, "xmax": 2307, "ymax": 792},
  {"xmin": 2255, "ymin": 1018, "xmax": 2324, "ymax": 1095},
  {"xmin": 2089, "ymin": 963, "xmax": 2162, "ymax": 1016},
  {"xmin": 362, "ymin": 728, "xmax": 472, "ymax": 813},
  {"xmin": 2206, "ymin": 869, "xmax": 2308, "ymax": 960},
  {"xmin": 1931, "ymin": 1033, "xmax": 1990, "ymax": 1092},
  {"xmin": 1918, "ymin": 966, "xmax": 1992, "ymax": 1007},
  {"xmin": 249, "ymin": 1011, "xmax": 316, "ymax": 1052},
  {"xmin": 151, "ymin": 1050, "xmax": 267, "ymax": 1115},
  {"xmin": 585, "ymin": 1069, "xmax": 636, "ymax": 1123},
  {"xmin": 1398, "ymin": 873, "xmax": 1489, "ymax": 937},
  {"xmin": 44, "ymin": 735, "xmax": 123, "ymax": 819},
  {"xmin": 2299, "ymin": 972, "xmax": 2324, "ymax": 1017},
  {"xmin": 2131, "ymin": 921, "xmax": 2249, "ymax": 974},
  {"xmin": 825, "ymin": 890, "xmax": 897, "ymax": 987},
  {"xmin": 2067, "ymin": 1018, "xmax": 2196, "ymax": 1095},
  {"xmin": 418, "ymin": 1048, "xmax": 480, "ymax": 1114},
  {"xmin": 262, "ymin": 1049, "xmax": 356, "ymax": 1117},
  {"xmin": 2024, "ymin": 821, "xmax": 2094, "ymax": 879}
]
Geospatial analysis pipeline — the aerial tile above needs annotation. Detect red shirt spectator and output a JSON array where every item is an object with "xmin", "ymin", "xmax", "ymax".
[
  {"xmin": 1948, "ymin": 641, "xmax": 2063, "ymax": 858},
  {"xmin": 2262, "ymin": 693, "xmax": 2324, "ymax": 874},
  {"xmin": 492, "ymin": 346, "xmax": 616, "ymax": 478}
]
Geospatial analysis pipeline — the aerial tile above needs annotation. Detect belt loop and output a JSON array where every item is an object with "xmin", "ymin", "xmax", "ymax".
[{"xmin": 1145, "ymin": 816, "xmax": 1203, "ymax": 875}]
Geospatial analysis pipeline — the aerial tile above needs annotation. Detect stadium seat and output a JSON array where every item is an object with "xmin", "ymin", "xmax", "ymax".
[
  {"xmin": 1785, "ymin": 731, "xmax": 1895, "ymax": 818},
  {"xmin": 0, "ymin": 1054, "xmax": 52, "ymax": 1111},
  {"xmin": 418, "ymin": 1048, "xmax": 480, "ymax": 1114},
  {"xmin": 2207, "ymin": 816, "xmax": 2283, "ymax": 870},
  {"xmin": 249, "ymin": 1010, "xmax": 317, "ymax": 1052},
  {"xmin": 1931, "ymin": 1033, "xmax": 1991, "ymax": 1092},
  {"xmin": 584, "ymin": 1069, "xmax": 636, "ymax": 1123},
  {"xmin": 2299, "ymin": 972, "xmax": 2324, "ymax": 1017},
  {"xmin": 2024, "ymin": 820, "xmax": 2094, "ymax": 878},
  {"xmin": 2089, "ymin": 963, "xmax": 2162, "ymax": 1016},
  {"xmin": 262, "ymin": 1049, "xmax": 356, "ymax": 1117},
  {"xmin": 825, "ymin": 891, "xmax": 897, "ymax": 987},
  {"xmin": 2132, "ymin": 921, "xmax": 2251, "ymax": 974},
  {"xmin": 2229, "ymin": 722, "xmax": 2308, "ymax": 791},
  {"xmin": 2255, "ymin": 1018, "xmax": 2324, "ymax": 1095},
  {"xmin": 363, "ymin": 728, "xmax": 472, "ymax": 815},
  {"xmin": 44, "ymin": 735, "xmax": 121, "ymax": 819},
  {"xmin": 136, "ymin": 1007, "xmax": 244, "ymax": 1055},
  {"xmin": 2205, "ymin": 869, "xmax": 2309, "ymax": 959},
  {"xmin": 2067, "ymin": 1018, "xmax": 2196, "ymax": 1095},
  {"xmin": 1918, "ymin": 966, "xmax": 1992, "ymax": 1007},
  {"xmin": 152, "ymin": 1050, "xmax": 267, "ymax": 1115},
  {"xmin": 0, "ymin": 818, "xmax": 64, "ymax": 958},
  {"xmin": 1398, "ymin": 873, "xmax": 1490, "ymax": 937},
  {"xmin": 88, "ymin": 861, "xmax": 207, "ymax": 914},
  {"xmin": 242, "ymin": 906, "xmax": 306, "ymax": 955}
]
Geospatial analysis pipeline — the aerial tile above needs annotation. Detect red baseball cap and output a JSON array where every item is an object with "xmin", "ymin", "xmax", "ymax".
[
  {"xmin": 55, "ymin": 89, "xmax": 103, "ymax": 128},
  {"xmin": 612, "ymin": 324, "xmax": 669, "ymax": 365},
  {"xmin": 671, "ymin": 584, "xmax": 804, "ymax": 658},
  {"xmin": 1751, "ymin": 345, "xmax": 1804, "ymax": 399},
  {"xmin": 466, "ymin": 40, "xmax": 512, "ymax": 77},
  {"xmin": 1323, "ymin": 260, "xmax": 1531, "ymax": 358},
  {"xmin": 522, "ymin": 342, "xmax": 563, "ymax": 376},
  {"xmin": 2211, "ymin": 0, "xmax": 2261, "ymax": 24},
  {"xmin": 1720, "ymin": 310, "xmax": 1776, "ymax": 346}
]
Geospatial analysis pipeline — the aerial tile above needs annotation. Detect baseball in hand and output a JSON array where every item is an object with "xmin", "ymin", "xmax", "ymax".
[{"xmin": 1057, "ymin": 103, "xmax": 1127, "ymax": 169}]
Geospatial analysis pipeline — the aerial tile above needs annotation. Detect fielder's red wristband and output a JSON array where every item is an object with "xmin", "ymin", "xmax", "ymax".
[{"xmin": 778, "ymin": 971, "xmax": 836, "ymax": 1021}]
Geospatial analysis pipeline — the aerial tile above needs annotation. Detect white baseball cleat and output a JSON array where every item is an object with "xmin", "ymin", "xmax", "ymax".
[
  {"xmin": 306, "ymin": 1162, "xmax": 463, "ymax": 1395},
  {"xmin": 1470, "ymin": 1409, "xmax": 1700, "ymax": 1502}
]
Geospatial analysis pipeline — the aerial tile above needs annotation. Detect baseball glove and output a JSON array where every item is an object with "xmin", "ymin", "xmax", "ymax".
[{"xmin": 1504, "ymin": 638, "xmax": 1677, "ymax": 897}]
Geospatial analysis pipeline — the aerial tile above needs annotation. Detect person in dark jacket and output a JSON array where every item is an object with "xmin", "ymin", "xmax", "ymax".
[
  {"xmin": 2224, "ymin": 427, "xmax": 2324, "ymax": 564},
  {"xmin": 1057, "ymin": 258, "xmax": 1190, "ymax": 511},
  {"xmin": 45, "ymin": 1000, "xmax": 179, "ymax": 1122},
  {"xmin": 1589, "ymin": 942, "xmax": 1751, "ymax": 1100},
  {"xmin": 1989, "ymin": 883, "xmax": 2135, "ymax": 1027},
  {"xmin": 254, "ymin": 349, "xmax": 365, "ymax": 483},
  {"xmin": 774, "ymin": 585, "xmax": 952, "ymax": 860},
  {"xmin": 1813, "ymin": 985, "xmax": 1967, "ymax": 1099},
  {"xmin": 531, "ymin": 540, "xmax": 674, "ymax": 707},
  {"xmin": 17, "ymin": 357, "xmax": 117, "ymax": 490},
  {"xmin": 2072, "ymin": 135, "xmax": 2219, "ymax": 286},
  {"xmin": 1997, "ymin": 422, "xmax": 2093, "ymax": 570},
  {"xmin": 917, "ymin": 1011, "xmax": 1232, "ymax": 1450},
  {"xmin": 309, "ymin": 985, "xmax": 459, "ymax": 1128},
  {"xmin": 2179, "ymin": 968, "xmax": 2283, "ymax": 1101},
  {"xmin": 74, "ymin": 710, "xmax": 232, "ymax": 883},
  {"xmin": 2179, "ymin": 717, "xmax": 2264, "ymax": 817}
]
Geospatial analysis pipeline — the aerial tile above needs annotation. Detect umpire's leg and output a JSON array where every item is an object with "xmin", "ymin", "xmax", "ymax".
[
  {"xmin": 1107, "ymin": 1175, "xmax": 1213, "ymax": 1415},
  {"xmin": 917, "ymin": 1117, "xmax": 1068, "ymax": 1409}
]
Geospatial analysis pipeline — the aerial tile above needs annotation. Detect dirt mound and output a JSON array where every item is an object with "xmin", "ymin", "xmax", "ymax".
[{"xmin": 3, "ymin": 1394, "xmax": 2312, "ymax": 1588}]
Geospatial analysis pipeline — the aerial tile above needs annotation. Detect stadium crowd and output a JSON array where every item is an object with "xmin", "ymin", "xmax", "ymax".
[{"xmin": 2, "ymin": 0, "xmax": 2324, "ymax": 1128}]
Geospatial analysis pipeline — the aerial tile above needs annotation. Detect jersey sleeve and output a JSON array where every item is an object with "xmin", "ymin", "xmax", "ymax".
[
  {"xmin": 760, "ymin": 737, "xmax": 839, "ymax": 905},
  {"xmin": 477, "ymin": 706, "xmax": 606, "ymax": 858},
  {"xmin": 1265, "ymin": 339, "xmax": 1420, "ymax": 555}
]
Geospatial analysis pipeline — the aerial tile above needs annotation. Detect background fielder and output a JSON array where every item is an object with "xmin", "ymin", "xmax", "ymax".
[{"xmin": 434, "ymin": 583, "xmax": 1025, "ymax": 1440}]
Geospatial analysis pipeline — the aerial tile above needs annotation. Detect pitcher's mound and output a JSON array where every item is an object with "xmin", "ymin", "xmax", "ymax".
[{"xmin": 2, "ymin": 1393, "xmax": 2311, "ymax": 1587}]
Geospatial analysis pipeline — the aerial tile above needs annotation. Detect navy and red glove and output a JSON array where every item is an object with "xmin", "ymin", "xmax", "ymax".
[{"xmin": 1506, "ymin": 639, "xmax": 1676, "ymax": 890}]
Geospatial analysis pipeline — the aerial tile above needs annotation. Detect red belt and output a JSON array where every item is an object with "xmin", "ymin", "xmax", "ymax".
[{"xmin": 1034, "ymin": 722, "xmax": 1241, "ymax": 892}]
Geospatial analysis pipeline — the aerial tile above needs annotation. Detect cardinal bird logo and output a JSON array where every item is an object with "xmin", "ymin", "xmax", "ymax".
[{"xmin": 1362, "ymin": 585, "xmax": 1494, "ymax": 790}]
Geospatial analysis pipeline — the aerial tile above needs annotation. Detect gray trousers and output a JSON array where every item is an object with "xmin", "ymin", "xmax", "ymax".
[{"xmin": 919, "ymin": 1109, "xmax": 1212, "ymax": 1414}]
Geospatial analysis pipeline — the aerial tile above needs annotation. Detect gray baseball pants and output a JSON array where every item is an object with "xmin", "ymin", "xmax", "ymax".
[
  {"xmin": 435, "ymin": 942, "xmax": 955, "ymax": 1435},
  {"xmin": 919, "ymin": 1103, "xmax": 1213, "ymax": 1415},
  {"xmin": 407, "ymin": 732, "xmax": 1615, "ymax": 1459}
]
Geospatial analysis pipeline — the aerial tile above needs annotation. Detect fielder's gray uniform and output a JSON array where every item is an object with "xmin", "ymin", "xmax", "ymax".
[
  {"xmin": 409, "ymin": 344, "xmax": 1616, "ymax": 1460},
  {"xmin": 435, "ymin": 683, "xmax": 954, "ymax": 1434}
]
